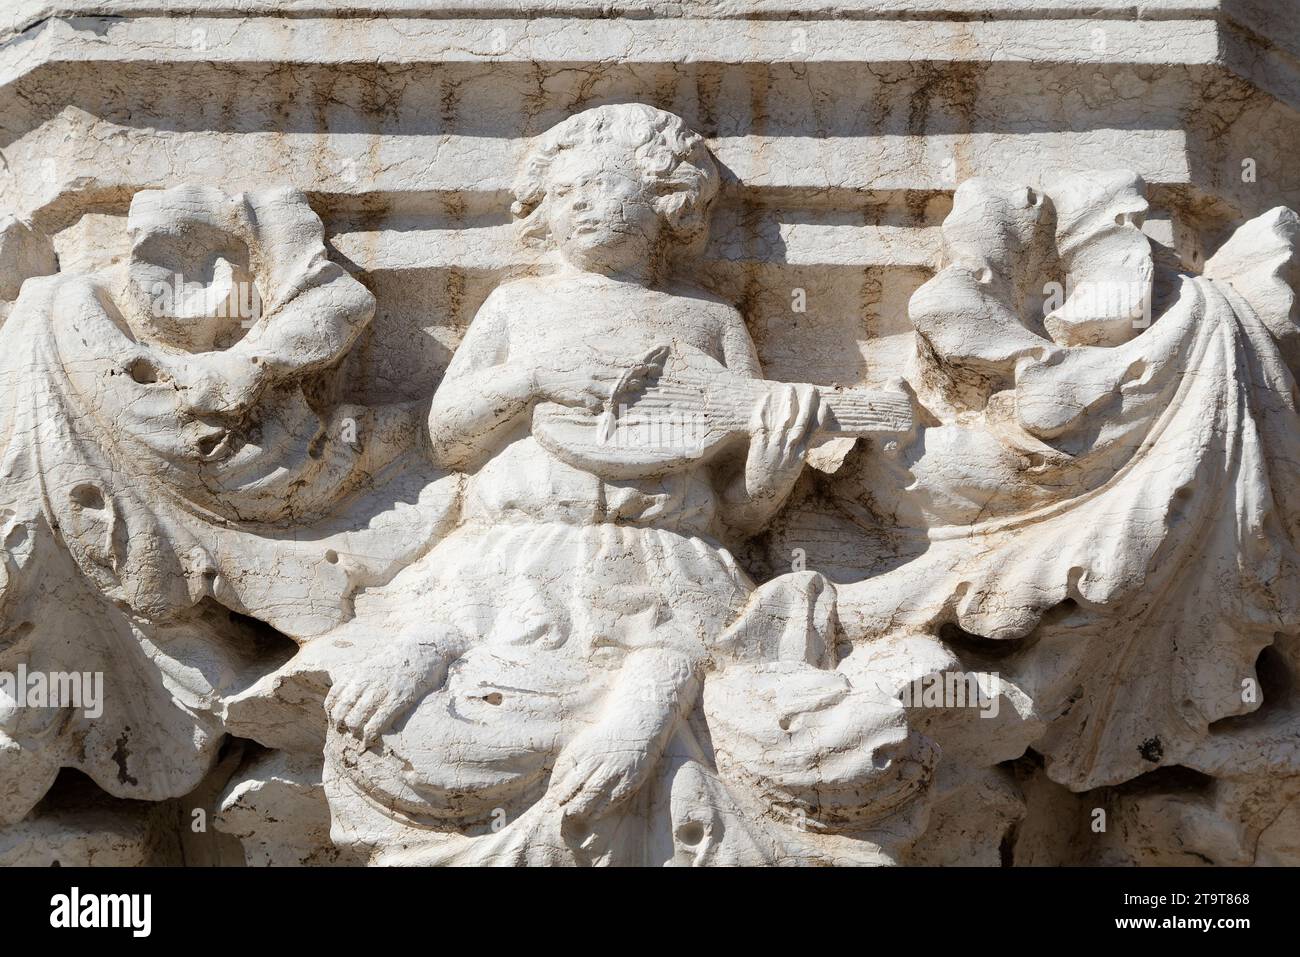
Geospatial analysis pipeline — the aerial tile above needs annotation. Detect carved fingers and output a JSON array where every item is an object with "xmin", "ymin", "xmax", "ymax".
[
  {"xmin": 325, "ymin": 677, "xmax": 398, "ymax": 748},
  {"xmin": 608, "ymin": 344, "xmax": 669, "ymax": 407},
  {"xmin": 533, "ymin": 343, "xmax": 668, "ymax": 413},
  {"xmin": 325, "ymin": 638, "xmax": 455, "ymax": 749},
  {"xmin": 748, "ymin": 382, "xmax": 824, "ymax": 474},
  {"xmin": 549, "ymin": 728, "xmax": 651, "ymax": 821}
]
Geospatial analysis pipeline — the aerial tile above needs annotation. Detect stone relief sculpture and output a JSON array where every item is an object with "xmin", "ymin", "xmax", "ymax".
[
  {"xmin": 2, "ymin": 99, "xmax": 1300, "ymax": 867},
  {"xmin": 0, "ymin": 184, "xmax": 451, "ymax": 827},
  {"xmin": 319, "ymin": 105, "xmax": 931, "ymax": 865},
  {"xmin": 834, "ymin": 176, "xmax": 1300, "ymax": 862}
]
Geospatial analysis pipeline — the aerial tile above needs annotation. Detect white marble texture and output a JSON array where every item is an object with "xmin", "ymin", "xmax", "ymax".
[{"xmin": 1, "ymin": 2, "xmax": 1299, "ymax": 866}]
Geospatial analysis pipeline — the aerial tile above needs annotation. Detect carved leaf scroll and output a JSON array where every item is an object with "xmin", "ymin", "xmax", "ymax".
[{"xmin": 839, "ymin": 176, "xmax": 1300, "ymax": 790}]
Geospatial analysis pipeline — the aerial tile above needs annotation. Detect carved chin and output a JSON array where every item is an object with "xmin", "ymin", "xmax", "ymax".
[{"xmin": 562, "ymin": 227, "xmax": 648, "ymax": 258}]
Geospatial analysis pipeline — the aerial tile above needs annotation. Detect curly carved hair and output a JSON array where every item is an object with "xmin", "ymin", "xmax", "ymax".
[{"xmin": 511, "ymin": 104, "xmax": 720, "ymax": 250}]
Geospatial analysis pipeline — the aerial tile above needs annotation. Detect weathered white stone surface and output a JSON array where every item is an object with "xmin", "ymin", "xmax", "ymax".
[{"xmin": 1, "ymin": 0, "xmax": 1299, "ymax": 865}]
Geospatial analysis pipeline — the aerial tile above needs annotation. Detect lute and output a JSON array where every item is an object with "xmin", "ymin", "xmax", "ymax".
[{"xmin": 532, "ymin": 343, "xmax": 915, "ymax": 480}]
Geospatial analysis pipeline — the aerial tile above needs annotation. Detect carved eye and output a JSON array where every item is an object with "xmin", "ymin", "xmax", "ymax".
[
  {"xmin": 196, "ymin": 430, "xmax": 228, "ymax": 458},
  {"xmin": 127, "ymin": 357, "xmax": 160, "ymax": 385},
  {"xmin": 69, "ymin": 484, "xmax": 105, "ymax": 510}
]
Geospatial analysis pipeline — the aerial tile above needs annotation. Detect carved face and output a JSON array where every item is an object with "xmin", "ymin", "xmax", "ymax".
[{"xmin": 542, "ymin": 149, "xmax": 663, "ymax": 277}]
